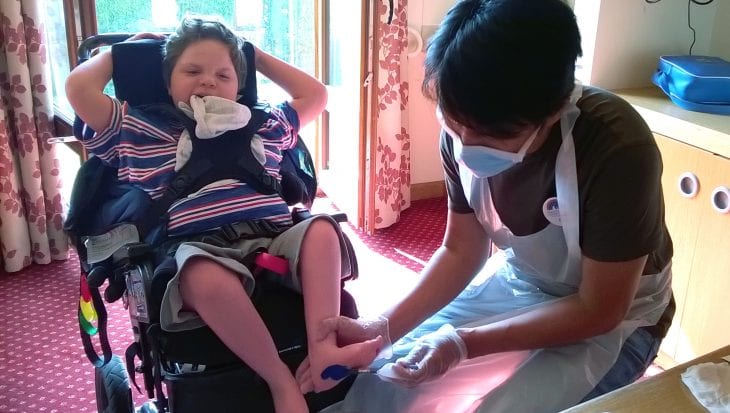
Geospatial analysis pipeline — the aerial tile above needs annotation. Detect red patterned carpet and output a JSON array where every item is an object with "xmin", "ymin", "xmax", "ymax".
[
  {"xmin": 0, "ymin": 247, "xmax": 140, "ymax": 412},
  {"xmin": 0, "ymin": 197, "xmax": 446, "ymax": 412}
]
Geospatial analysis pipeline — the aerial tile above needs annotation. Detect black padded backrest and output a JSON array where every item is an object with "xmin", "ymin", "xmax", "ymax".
[{"xmin": 110, "ymin": 37, "xmax": 258, "ymax": 108}]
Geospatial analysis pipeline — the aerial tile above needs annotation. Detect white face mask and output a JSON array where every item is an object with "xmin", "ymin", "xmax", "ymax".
[{"xmin": 436, "ymin": 107, "xmax": 540, "ymax": 178}]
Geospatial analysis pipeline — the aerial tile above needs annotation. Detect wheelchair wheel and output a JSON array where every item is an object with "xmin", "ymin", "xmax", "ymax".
[{"xmin": 95, "ymin": 355, "xmax": 134, "ymax": 413}]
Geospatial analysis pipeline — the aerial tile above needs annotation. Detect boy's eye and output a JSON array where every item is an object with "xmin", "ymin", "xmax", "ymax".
[{"xmin": 218, "ymin": 74, "xmax": 230, "ymax": 80}]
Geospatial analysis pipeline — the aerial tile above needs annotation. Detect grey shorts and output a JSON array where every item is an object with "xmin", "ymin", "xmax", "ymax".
[{"xmin": 159, "ymin": 215, "xmax": 350, "ymax": 332}]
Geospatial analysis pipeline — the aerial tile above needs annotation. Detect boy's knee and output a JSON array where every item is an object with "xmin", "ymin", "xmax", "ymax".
[
  {"xmin": 179, "ymin": 257, "xmax": 231, "ymax": 305},
  {"xmin": 303, "ymin": 216, "xmax": 339, "ymax": 243}
]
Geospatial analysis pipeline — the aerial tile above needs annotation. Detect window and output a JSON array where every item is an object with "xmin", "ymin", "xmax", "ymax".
[
  {"xmin": 45, "ymin": 0, "xmax": 316, "ymax": 125},
  {"xmin": 44, "ymin": 0, "xmax": 73, "ymax": 122}
]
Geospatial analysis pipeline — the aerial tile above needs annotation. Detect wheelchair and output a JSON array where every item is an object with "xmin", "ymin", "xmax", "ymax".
[{"xmin": 66, "ymin": 34, "xmax": 359, "ymax": 412}]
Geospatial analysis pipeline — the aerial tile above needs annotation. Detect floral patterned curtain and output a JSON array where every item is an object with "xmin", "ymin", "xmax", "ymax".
[
  {"xmin": 0, "ymin": 0, "xmax": 68, "ymax": 273},
  {"xmin": 369, "ymin": 0, "xmax": 410, "ymax": 232}
]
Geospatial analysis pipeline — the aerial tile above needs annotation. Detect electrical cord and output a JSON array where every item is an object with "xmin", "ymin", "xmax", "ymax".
[
  {"xmin": 644, "ymin": 0, "xmax": 715, "ymax": 55},
  {"xmin": 645, "ymin": 0, "xmax": 714, "ymax": 4},
  {"xmin": 687, "ymin": 0, "xmax": 698, "ymax": 55}
]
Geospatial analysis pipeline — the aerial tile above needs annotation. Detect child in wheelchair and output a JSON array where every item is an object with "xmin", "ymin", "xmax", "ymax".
[{"xmin": 66, "ymin": 15, "xmax": 383, "ymax": 412}]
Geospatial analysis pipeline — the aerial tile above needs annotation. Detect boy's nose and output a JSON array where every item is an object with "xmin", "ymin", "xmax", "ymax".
[{"xmin": 200, "ymin": 74, "xmax": 215, "ymax": 87}]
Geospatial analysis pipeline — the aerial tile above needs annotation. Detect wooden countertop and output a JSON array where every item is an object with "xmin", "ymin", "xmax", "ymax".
[
  {"xmin": 561, "ymin": 344, "xmax": 730, "ymax": 413},
  {"xmin": 615, "ymin": 87, "xmax": 730, "ymax": 160}
]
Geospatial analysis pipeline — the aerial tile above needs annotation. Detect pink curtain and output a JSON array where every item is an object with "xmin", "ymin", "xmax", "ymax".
[
  {"xmin": 0, "ymin": 0, "xmax": 68, "ymax": 273},
  {"xmin": 369, "ymin": 0, "xmax": 411, "ymax": 232}
]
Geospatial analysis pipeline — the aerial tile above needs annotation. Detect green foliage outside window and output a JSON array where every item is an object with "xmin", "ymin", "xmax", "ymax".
[
  {"xmin": 85, "ymin": 1, "xmax": 313, "ymax": 103},
  {"xmin": 93, "ymin": 0, "xmax": 312, "ymax": 75},
  {"xmin": 95, "ymin": 0, "xmax": 234, "ymax": 32}
]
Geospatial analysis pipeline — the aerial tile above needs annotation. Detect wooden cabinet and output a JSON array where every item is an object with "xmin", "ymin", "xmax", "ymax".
[{"xmin": 654, "ymin": 133, "xmax": 730, "ymax": 364}]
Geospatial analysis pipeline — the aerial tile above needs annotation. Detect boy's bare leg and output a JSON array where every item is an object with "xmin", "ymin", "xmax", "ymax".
[
  {"xmin": 179, "ymin": 258, "xmax": 307, "ymax": 413},
  {"xmin": 299, "ymin": 220, "xmax": 383, "ymax": 392}
]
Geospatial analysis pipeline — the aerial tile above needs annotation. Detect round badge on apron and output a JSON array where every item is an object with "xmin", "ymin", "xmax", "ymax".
[{"xmin": 542, "ymin": 196, "xmax": 562, "ymax": 226}]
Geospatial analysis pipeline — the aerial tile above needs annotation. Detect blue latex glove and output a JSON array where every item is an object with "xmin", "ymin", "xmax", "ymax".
[{"xmin": 379, "ymin": 324, "xmax": 467, "ymax": 387}]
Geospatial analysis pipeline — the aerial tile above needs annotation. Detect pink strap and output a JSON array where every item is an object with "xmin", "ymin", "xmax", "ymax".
[{"xmin": 255, "ymin": 252, "xmax": 289, "ymax": 276}]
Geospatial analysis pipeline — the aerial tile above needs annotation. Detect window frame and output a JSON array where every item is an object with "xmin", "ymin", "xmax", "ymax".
[{"xmin": 51, "ymin": 1, "xmax": 98, "ymax": 157}]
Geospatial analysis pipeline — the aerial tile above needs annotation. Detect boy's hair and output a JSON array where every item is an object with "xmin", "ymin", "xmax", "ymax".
[
  {"xmin": 422, "ymin": 0, "xmax": 582, "ymax": 138},
  {"xmin": 162, "ymin": 15, "xmax": 246, "ymax": 91}
]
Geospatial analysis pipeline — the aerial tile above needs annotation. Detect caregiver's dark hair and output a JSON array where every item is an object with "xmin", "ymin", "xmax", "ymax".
[
  {"xmin": 422, "ymin": 0, "xmax": 582, "ymax": 138},
  {"xmin": 162, "ymin": 15, "xmax": 246, "ymax": 91}
]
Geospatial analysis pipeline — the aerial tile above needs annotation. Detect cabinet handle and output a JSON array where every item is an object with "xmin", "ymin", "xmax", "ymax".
[
  {"xmin": 710, "ymin": 186, "xmax": 730, "ymax": 214},
  {"xmin": 678, "ymin": 172, "xmax": 699, "ymax": 198}
]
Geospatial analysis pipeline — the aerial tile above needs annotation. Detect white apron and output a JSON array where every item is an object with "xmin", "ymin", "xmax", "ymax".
[{"xmin": 325, "ymin": 87, "xmax": 673, "ymax": 413}]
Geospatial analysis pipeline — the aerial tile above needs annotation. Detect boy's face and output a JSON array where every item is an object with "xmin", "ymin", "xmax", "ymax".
[{"xmin": 168, "ymin": 39, "xmax": 239, "ymax": 105}]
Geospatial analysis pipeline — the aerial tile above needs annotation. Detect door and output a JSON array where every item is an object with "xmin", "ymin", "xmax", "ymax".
[
  {"xmin": 675, "ymin": 147, "xmax": 730, "ymax": 362},
  {"xmin": 653, "ymin": 134, "xmax": 703, "ymax": 362},
  {"xmin": 317, "ymin": 0, "xmax": 371, "ymax": 228},
  {"xmin": 654, "ymin": 133, "xmax": 730, "ymax": 364}
]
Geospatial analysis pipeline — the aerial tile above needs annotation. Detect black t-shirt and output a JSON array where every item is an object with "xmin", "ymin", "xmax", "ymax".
[{"xmin": 441, "ymin": 86, "xmax": 674, "ymax": 337}]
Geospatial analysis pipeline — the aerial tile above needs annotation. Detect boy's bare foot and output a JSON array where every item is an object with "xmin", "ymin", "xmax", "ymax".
[{"xmin": 307, "ymin": 332, "xmax": 385, "ymax": 392}]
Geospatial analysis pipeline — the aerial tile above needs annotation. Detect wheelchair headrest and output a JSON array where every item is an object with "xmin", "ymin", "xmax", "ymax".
[{"xmin": 110, "ymin": 38, "xmax": 258, "ymax": 108}]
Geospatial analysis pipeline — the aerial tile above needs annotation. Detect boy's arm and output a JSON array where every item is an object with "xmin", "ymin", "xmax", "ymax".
[
  {"xmin": 65, "ymin": 33, "xmax": 165, "ymax": 134},
  {"xmin": 253, "ymin": 47, "xmax": 327, "ymax": 127},
  {"xmin": 65, "ymin": 49, "xmax": 114, "ymax": 133}
]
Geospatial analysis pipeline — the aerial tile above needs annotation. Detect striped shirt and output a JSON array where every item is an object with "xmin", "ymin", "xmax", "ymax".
[{"xmin": 82, "ymin": 97, "xmax": 299, "ymax": 237}]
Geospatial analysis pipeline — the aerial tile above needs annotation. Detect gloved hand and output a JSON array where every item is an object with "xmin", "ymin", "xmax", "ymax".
[
  {"xmin": 317, "ymin": 315, "xmax": 392, "ymax": 359},
  {"xmin": 379, "ymin": 324, "xmax": 467, "ymax": 387}
]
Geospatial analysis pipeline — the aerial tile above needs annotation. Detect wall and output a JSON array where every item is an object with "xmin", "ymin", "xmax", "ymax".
[
  {"xmin": 406, "ymin": 0, "xmax": 455, "ymax": 185},
  {"xmin": 575, "ymin": 0, "xmax": 727, "ymax": 90},
  {"xmin": 712, "ymin": 0, "xmax": 730, "ymax": 60},
  {"xmin": 406, "ymin": 0, "xmax": 729, "ymax": 185}
]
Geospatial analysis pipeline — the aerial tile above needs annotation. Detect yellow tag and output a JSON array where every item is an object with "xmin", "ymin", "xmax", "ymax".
[{"xmin": 79, "ymin": 298, "xmax": 97, "ymax": 322}]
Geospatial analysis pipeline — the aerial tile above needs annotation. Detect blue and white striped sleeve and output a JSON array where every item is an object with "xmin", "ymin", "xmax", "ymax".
[
  {"xmin": 80, "ymin": 96, "xmax": 125, "ymax": 166},
  {"xmin": 264, "ymin": 102, "xmax": 300, "ymax": 150}
]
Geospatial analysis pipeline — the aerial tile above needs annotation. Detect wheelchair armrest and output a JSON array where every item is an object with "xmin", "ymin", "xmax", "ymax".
[
  {"xmin": 112, "ymin": 241, "xmax": 152, "ymax": 262},
  {"xmin": 100, "ymin": 242, "xmax": 154, "ymax": 303},
  {"xmin": 85, "ymin": 242, "xmax": 152, "ymax": 290}
]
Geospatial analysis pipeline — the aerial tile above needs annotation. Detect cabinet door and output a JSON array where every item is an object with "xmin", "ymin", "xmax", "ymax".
[
  {"xmin": 675, "ymin": 147, "xmax": 730, "ymax": 362},
  {"xmin": 653, "ymin": 134, "xmax": 703, "ymax": 361}
]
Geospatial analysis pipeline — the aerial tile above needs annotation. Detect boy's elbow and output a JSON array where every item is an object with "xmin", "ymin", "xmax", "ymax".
[
  {"xmin": 65, "ymin": 72, "xmax": 79, "ymax": 105},
  {"xmin": 315, "ymin": 81, "xmax": 328, "ymax": 112},
  {"xmin": 65, "ymin": 70, "xmax": 88, "ymax": 109},
  {"xmin": 317, "ymin": 83, "xmax": 329, "ymax": 112}
]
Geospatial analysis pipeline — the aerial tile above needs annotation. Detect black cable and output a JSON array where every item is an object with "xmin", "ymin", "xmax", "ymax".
[
  {"xmin": 644, "ymin": 0, "xmax": 715, "ymax": 55},
  {"xmin": 687, "ymin": 0, "xmax": 697, "ymax": 55},
  {"xmin": 644, "ymin": 0, "xmax": 714, "ymax": 4}
]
